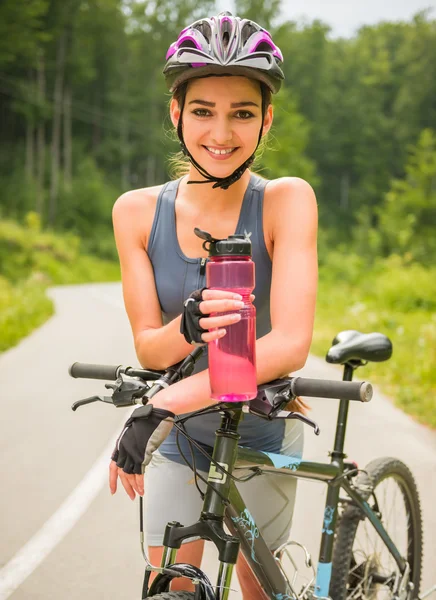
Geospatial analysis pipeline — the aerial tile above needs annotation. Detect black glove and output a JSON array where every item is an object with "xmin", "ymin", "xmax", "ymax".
[
  {"xmin": 111, "ymin": 404, "xmax": 175, "ymax": 474},
  {"xmin": 180, "ymin": 287, "xmax": 208, "ymax": 345}
]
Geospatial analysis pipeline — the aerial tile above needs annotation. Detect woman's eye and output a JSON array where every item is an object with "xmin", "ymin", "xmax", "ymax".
[
  {"xmin": 192, "ymin": 109, "xmax": 211, "ymax": 117},
  {"xmin": 235, "ymin": 110, "xmax": 255, "ymax": 119}
]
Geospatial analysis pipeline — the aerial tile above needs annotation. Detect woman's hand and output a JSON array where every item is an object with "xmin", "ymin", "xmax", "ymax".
[
  {"xmin": 109, "ymin": 460, "xmax": 144, "ymax": 500},
  {"xmin": 189, "ymin": 289, "xmax": 255, "ymax": 344},
  {"xmin": 197, "ymin": 289, "xmax": 243, "ymax": 342},
  {"xmin": 109, "ymin": 404, "xmax": 174, "ymax": 499}
]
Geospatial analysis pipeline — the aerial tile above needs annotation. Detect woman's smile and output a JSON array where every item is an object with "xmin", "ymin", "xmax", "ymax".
[{"xmin": 203, "ymin": 145, "xmax": 240, "ymax": 160}]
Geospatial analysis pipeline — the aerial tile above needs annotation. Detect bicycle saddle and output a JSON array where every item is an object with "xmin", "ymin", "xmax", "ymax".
[{"xmin": 326, "ymin": 330, "xmax": 393, "ymax": 365}]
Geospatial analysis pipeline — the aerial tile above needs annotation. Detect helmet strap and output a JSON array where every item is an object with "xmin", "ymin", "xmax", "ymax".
[{"xmin": 176, "ymin": 84, "xmax": 266, "ymax": 190}]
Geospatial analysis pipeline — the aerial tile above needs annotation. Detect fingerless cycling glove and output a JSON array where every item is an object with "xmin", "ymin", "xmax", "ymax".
[
  {"xmin": 180, "ymin": 287, "xmax": 208, "ymax": 345},
  {"xmin": 112, "ymin": 404, "xmax": 175, "ymax": 474}
]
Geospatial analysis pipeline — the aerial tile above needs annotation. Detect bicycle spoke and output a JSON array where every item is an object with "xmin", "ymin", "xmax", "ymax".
[{"xmin": 345, "ymin": 474, "xmax": 413, "ymax": 600}]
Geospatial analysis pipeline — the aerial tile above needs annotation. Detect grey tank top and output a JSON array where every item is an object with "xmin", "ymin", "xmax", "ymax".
[
  {"xmin": 147, "ymin": 173, "xmax": 287, "ymax": 466},
  {"xmin": 148, "ymin": 173, "xmax": 272, "ymax": 375}
]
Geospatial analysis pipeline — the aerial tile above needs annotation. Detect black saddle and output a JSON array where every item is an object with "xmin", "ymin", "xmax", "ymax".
[{"xmin": 326, "ymin": 330, "xmax": 393, "ymax": 366}]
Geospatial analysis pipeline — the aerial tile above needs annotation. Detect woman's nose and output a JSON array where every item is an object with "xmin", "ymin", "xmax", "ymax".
[{"xmin": 210, "ymin": 117, "xmax": 233, "ymax": 145}]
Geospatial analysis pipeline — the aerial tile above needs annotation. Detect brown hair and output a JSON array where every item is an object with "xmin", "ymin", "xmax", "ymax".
[{"xmin": 167, "ymin": 79, "xmax": 272, "ymax": 180}]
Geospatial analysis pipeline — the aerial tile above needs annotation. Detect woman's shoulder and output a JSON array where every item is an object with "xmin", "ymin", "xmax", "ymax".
[
  {"xmin": 112, "ymin": 184, "xmax": 169, "ymax": 234},
  {"xmin": 112, "ymin": 182, "xmax": 166, "ymax": 217},
  {"xmin": 262, "ymin": 176, "xmax": 317, "ymax": 234},
  {"xmin": 112, "ymin": 182, "xmax": 168, "ymax": 246},
  {"xmin": 264, "ymin": 176, "xmax": 316, "ymax": 199}
]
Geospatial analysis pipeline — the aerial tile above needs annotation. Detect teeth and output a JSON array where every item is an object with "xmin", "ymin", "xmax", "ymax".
[{"xmin": 206, "ymin": 147, "xmax": 234, "ymax": 155}]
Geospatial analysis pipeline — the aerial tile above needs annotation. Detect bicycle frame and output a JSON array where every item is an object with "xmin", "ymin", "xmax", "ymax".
[{"xmin": 146, "ymin": 364, "xmax": 408, "ymax": 600}]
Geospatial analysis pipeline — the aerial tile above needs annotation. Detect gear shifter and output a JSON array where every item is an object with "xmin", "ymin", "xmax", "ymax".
[{"xmin": 71, "ymin": 377, "xmax": 149, "ymax": 411}]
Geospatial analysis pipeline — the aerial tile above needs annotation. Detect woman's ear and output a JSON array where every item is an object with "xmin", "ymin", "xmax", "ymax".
[
  {"xmin": 170, "ymin": 98, "xmax": 181, "ymax": 129},
  {"xmin": 262, "ymin": 104, "xmax": 274, "ymax": 137}
]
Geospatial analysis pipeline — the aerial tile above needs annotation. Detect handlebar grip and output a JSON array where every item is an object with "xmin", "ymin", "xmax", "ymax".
[
  {"xmin": 290, "ymin": 377, "xmax": 373, "ymax": 402},
  {"xmin": 68, "ymin": 362, "xmax": 122, "ymax": 381}
]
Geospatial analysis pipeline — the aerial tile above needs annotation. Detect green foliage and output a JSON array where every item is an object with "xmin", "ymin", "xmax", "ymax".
[
  {"xmin": 234, "ymin": 0, "xmax": 281, "ymax": 29},
  {"xmin": 0, "ymin": 0, "xmax": 49, "ymax": 67},
  {"xmin": 377, "ymin": 129, "xmax": 436, "ymax": 264},
  {"xmin": 0, "ymin": 214, "xmax": 120, "ymax": 352},
  {"xmin": 0, "ymin": 213, "xmax": 120, "ymax": 285},
  {"xmin": 258, "ymin": 86, "xmax": 319, "ymax": 184},
  {"xmin": 351, "ymin": 128, "xmax": 436, "ymax": 265},
  {"xmin": 0, "ymin": 214, "xmax": 80, "ymax": 283},
  {"xmin": 369, "ymin": 256, "xmax": 436, "ymax": 312},
  {"xmin": 56, "ymin": 156, "xmax": 119, "ymax": 259},
  {"xmin": 0, "ymin": 156, "xmax": 120, "ymax": 261},
  {"xmin": 0, "ymin": 166, "xmax": 39, "ymax": 219},
  {"xmin": 0, "ymin": 275, "xmax": 53, "ymax": 353},
  {"xmin": 313, "ymin": 255, "xmax": 436, "ymax": 428}
]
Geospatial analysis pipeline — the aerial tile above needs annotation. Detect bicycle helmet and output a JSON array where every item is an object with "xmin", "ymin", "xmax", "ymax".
[{"xmin": 163, "ymin": 12, "xmax": 285, "ymax": 190}]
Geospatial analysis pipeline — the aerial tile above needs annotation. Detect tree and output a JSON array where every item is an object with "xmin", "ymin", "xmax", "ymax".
[
  {"xmin": 258, "ymin": 86, "xmax": 318, "ymax": 185},
  {"xmin": 234, "ymin": 0, "xmax": 281, "ymax": 29},
  {"xmin": 0, "ymin": 0, "xmax": 48, "ymax": 68},
  {"xmin": 376, "ymin": 128, "xmax": 436, "ymax": 264}
]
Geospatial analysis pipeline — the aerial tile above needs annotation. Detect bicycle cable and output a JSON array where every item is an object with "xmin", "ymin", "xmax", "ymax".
[
  {"xmin": 175, "ymin": 426, "xmax": 206, "ymax": 500},
  {"xmin": 172, "ymin": 415, "xmax": 264, "ymax": 495},
  {"xmin": 330, "ymin": 467, "xmax": 370, "ymax": 486},
  {"xmin": 174, "ymin": 413, "xmax": 258, "ymax": 486}
]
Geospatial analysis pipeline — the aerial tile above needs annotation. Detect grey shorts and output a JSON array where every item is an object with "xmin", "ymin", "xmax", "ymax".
[{"xmin": 144, "ymin": 419, "xmax": 304, "ymax": 550}]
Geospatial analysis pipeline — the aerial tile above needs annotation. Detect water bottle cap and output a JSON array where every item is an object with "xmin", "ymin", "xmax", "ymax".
[{"xmin": 194, "ymin": 228, "xmax": 252, "ymax": 257}]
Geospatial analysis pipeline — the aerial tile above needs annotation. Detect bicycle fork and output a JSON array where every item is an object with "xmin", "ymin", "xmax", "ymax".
[{"xmin": 144, "ymin": 410, "xmax": 244, "ymax": 599}]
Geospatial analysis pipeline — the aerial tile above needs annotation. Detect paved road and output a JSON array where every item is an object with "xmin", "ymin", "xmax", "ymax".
[{"xmin": 0, "ymin": 282, "xmax": 434, "ymax": 599}]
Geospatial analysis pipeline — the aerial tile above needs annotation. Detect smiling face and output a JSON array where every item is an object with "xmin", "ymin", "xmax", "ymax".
[{"xmin": 170, "ymin": 76, "xmax": 273, "ymax": 180}]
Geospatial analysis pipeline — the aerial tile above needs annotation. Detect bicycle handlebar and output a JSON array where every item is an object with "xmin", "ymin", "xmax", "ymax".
[
  {"xmin": 69, "ymin": 347, "xmax": 373, "ymax": 411},
  {"xmin": 290, "ymin": 377, "xmax": 372, "ymax": 402},
  {"xmin": 68, "ymin": 362, "xmax": 165, "ymax": 382},
  {"xmin": 69, "ymin": 362, "xmax": 122, "ymax": 381}
]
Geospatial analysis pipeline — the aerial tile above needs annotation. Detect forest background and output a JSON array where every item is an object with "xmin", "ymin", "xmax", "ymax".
[{"xmin": 0, "ymin": 0, "xmax": 435, "ymax": 426}]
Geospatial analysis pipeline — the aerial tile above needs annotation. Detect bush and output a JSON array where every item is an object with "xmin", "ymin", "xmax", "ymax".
[
  {"xmin": 56, "ymin": 157, "xmax": 119, "ymax": 260},
  {"xmin": 0, "ymin": 275, "xmax": 53, "ymax": 352},
  {"xmin": 0, "ymin": 213, "xmax": 80, "ymax": 282},
  {"xmin": 369, "ymin": 255, "xmax": 436, "ymax": 311}
]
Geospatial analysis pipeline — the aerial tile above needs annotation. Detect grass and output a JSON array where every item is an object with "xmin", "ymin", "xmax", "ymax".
[
  {"xmin": 312, "ymin": 267, "xmax": 436, "ymax": 430},
  {"xmin": 0, "ymin": 256, "xmax": 120, "ymax": 353},
  {"xmin": 0, "ymin": 214, "xmax": 120, "ymax": 353},
  {"xmin": 0, "ymin": 276, "xmax": 53, "ymax": 352}
]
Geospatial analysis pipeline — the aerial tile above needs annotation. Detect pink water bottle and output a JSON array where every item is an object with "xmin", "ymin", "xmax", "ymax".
[{"xmin": 195, "ymin": 228, "xmax": 257, "ymax": 403}]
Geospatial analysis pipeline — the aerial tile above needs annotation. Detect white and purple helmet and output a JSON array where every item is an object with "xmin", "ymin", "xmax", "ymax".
[{"xmin": 163, "ymin": 12, "xmax": 284, "ymax": 94}]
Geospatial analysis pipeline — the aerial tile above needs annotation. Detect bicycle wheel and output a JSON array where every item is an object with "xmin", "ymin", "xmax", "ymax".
[
  {"xmin": 330, "ymin": 457, "xmax": 422, "ymax": 600},
  {"xmin": 147, "ymin": 593, "xmax": 194, "ymax": 599}
]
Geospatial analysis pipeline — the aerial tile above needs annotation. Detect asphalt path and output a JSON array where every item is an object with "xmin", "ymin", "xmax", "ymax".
[{"xmin": 0, "ymin": 282, "xmax": 434, "ymax": 599}]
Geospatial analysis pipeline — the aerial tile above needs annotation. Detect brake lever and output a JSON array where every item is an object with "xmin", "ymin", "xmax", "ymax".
[
  {"xmin": 276, "ymin": 410, "xmax": 320, "ymax": 435},
  {"xmin": 71, "ymin": 395, "xmax": 114, "ymax": 411}
]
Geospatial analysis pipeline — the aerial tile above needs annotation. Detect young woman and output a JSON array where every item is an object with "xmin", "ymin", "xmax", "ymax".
[{"xmin": 109, "ymin": 13, "xmax": 318, "ymax": 599}]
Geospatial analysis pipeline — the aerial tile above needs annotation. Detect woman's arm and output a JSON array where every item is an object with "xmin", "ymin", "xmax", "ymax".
[
  {"xmin": 113, "ymin": 190, "xmax": 250, "ymax": 370},
  {"xmin": 152, "ymin": 177, "xmax": 318, "ymax": 414},
  {"xmin": 113, "ymin": 190, "xmax": 193, "ymax": 370}
]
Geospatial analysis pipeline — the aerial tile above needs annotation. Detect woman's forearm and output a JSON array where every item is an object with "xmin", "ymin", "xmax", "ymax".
[
  {"xmin": 152, "ymin": 329, "xmax": 309, "ymax": 415},
  {"xmin": 135, "ymin": 315, "xmax": 194, "ymax": 370}
]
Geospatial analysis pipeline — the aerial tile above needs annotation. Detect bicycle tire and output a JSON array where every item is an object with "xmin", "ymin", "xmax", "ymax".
[
  {"xmin": 146, "ymin": 593, "xmax": 195, "ymax": 599},
  {"xmin": 330, "ymin": 457, "xmax": 422, "ymax": 600}
]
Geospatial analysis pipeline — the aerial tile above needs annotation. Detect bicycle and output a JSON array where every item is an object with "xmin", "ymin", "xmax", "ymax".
[{"xmin": 69, "ymin": 329, "xmax": 428, "ymax": 600}]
